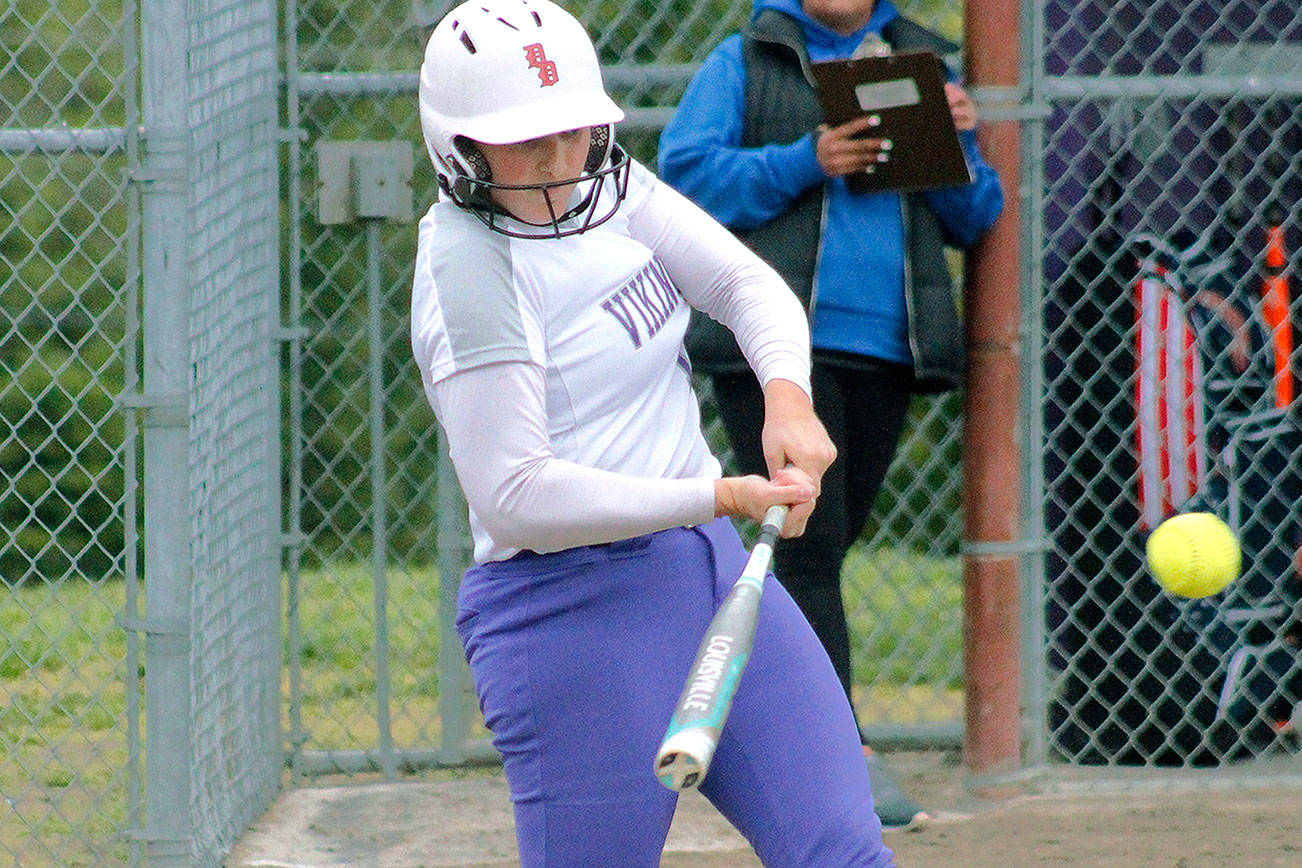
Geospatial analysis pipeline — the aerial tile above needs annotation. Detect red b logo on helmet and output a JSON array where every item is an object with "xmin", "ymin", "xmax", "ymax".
[{"xmin": 523, "ymin": 43, "xmax": 559, "ymax": 86}]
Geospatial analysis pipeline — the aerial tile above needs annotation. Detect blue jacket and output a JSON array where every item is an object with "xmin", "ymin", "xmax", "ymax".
[{"xmin": 659, "ymin": 0, "xmax": 1003, "ymax": 367}]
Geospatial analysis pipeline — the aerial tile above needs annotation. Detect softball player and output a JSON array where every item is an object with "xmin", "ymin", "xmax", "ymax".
[{"xmin": 411, "ymin": 2, "xmax": 894, "ymax": 865}]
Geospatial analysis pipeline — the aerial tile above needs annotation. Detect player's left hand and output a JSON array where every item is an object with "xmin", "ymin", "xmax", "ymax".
[
  {"xmin": 945, "ymin": 82, "xmax": 977, "ymax": 131},
  {"xmin": 759, "ymin": 379, "xmax": 836, "ymax": 536}
]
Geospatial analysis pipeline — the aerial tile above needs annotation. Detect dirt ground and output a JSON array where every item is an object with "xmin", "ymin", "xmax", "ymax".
[{"xmin": 228, "ymin": 750, "xmax": 1302, "ymax": 867}]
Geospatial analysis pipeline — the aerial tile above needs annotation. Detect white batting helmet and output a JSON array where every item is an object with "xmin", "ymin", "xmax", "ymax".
[{"xmin": 419, "ymin": 0, "xmax": 629, "ymax": 236}]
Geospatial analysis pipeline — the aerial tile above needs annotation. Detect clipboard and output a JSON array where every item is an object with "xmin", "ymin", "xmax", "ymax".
[{"xmin": 810, "ymin": 50, "xmax": 973, "ymax": 194}]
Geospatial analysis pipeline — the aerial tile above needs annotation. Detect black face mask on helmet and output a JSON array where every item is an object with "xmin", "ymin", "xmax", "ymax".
[{"xmin": 443, "ymin": 127, "xmax": 631, "ymax": 240}]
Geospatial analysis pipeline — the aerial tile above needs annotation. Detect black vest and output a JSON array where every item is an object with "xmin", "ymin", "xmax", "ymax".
[{"xmin": 685, "ymin": 10, "xmax": 966, "ymax": 393}]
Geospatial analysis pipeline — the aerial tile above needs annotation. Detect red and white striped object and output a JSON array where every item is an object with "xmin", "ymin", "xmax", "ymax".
[{"xmin": 1135, "ymin": 264, "xmax": 1210, "ymax": 529}]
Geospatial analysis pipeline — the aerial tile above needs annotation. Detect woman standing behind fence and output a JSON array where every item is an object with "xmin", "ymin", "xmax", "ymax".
[
  {"xmin": 659, "ymin": 0, "xmax": 1005, "ymax": 827},
  {"xmin": 409, "ymin": 1, "xmax": 894, "ymax": 865}
]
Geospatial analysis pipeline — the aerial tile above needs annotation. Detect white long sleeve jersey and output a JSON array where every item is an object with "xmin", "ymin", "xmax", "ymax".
[{"xmin": 410, "ymin": 158, "xmax": 811, "ymax": 563}]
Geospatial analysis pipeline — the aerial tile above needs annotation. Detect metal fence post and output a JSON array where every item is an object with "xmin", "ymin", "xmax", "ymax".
[
  {"xmin": 138, "ymin": 0, "xmax": 193, "ymax": 862},
  {"xmin": 437, "ymin": 438, "xmax": 475, "ymax": 761},
  {"xmin": 962, "ymin": 0, "xmax": 1025, "ymax": 788},
  {"xmin": 367, "ymin": 217, "xmax": 397, "ymax": 780},
  {"xmin": 282, "ymin": 0, "xmax": 308, "ymax": 784},
  {"xmin": 1022, "ymin": 0, "xmax": 1051, "ymax": 772}
]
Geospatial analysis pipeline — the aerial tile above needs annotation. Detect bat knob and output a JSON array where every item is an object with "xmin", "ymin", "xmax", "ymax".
[{"xmin": 654, "ymin": 729, "xmax": 717, "ymax": 791}]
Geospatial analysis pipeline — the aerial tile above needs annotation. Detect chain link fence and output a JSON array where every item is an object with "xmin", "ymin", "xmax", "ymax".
[
  {"xmin": 3, "ymin": 0, "xmax": 281, "ymax": 865},
  {"xmin": 180, "ymin": 1, "xmax": 283, "ymax": 862},
  {"xmin": 4, "ymin": 0, "xmax": 1302, "ymax": 865},
  {"xmin": 284, "ymin": 0, "xmax": 968, "ymax": 779},
  {"xmin": 1036, "ymin": 0, "xmax": 1302, "ymax": 770},
  {"xmin": 2, "ymin": 1, "xmax": 135, "ymax": 864}
]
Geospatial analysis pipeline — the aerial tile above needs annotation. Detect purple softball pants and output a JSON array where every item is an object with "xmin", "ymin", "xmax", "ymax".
[{"xmin": 456, "ymin": 517, "xmax": 894, "ymax": 867}]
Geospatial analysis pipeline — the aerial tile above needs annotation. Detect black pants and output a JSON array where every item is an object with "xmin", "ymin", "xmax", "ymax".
[{"xmin": 711, "ymin": 358, "xmax": 915, "ymax": 736}]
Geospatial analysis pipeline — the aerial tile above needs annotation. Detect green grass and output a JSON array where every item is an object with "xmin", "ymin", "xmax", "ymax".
[
  {"xmin": 0, "ymin": 577, "xmax": 130, "ymax": 867},
  {"xmin": 291, "ymin": 560, "xmax": 452, "ymax": 750},
  {"xmin": 844, "ymin": 547, "xmax": 965, "ymax": 724}
]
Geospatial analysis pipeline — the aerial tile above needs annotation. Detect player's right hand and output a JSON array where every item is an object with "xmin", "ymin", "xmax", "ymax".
[
  {"xmin": 713, "ymin": 470, "xmax": 816, "ymax": 538},
  {"xmin": 758, "ymin": 379, "xmax": 836, "ymax": 536},
  {"xmin": 815, "ymin": 115, "xmax": 892, "ymax": 178}
]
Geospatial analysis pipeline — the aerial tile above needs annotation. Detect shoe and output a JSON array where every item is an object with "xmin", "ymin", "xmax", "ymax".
[{"xmin": 864, "ymin": 750, "xmax": 929, "ymax": 831}]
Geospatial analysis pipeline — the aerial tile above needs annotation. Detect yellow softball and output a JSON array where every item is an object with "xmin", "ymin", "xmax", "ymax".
[{"xmin": 1145, "ymin": 512, "xmax": 1241, "ymax": 598}]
